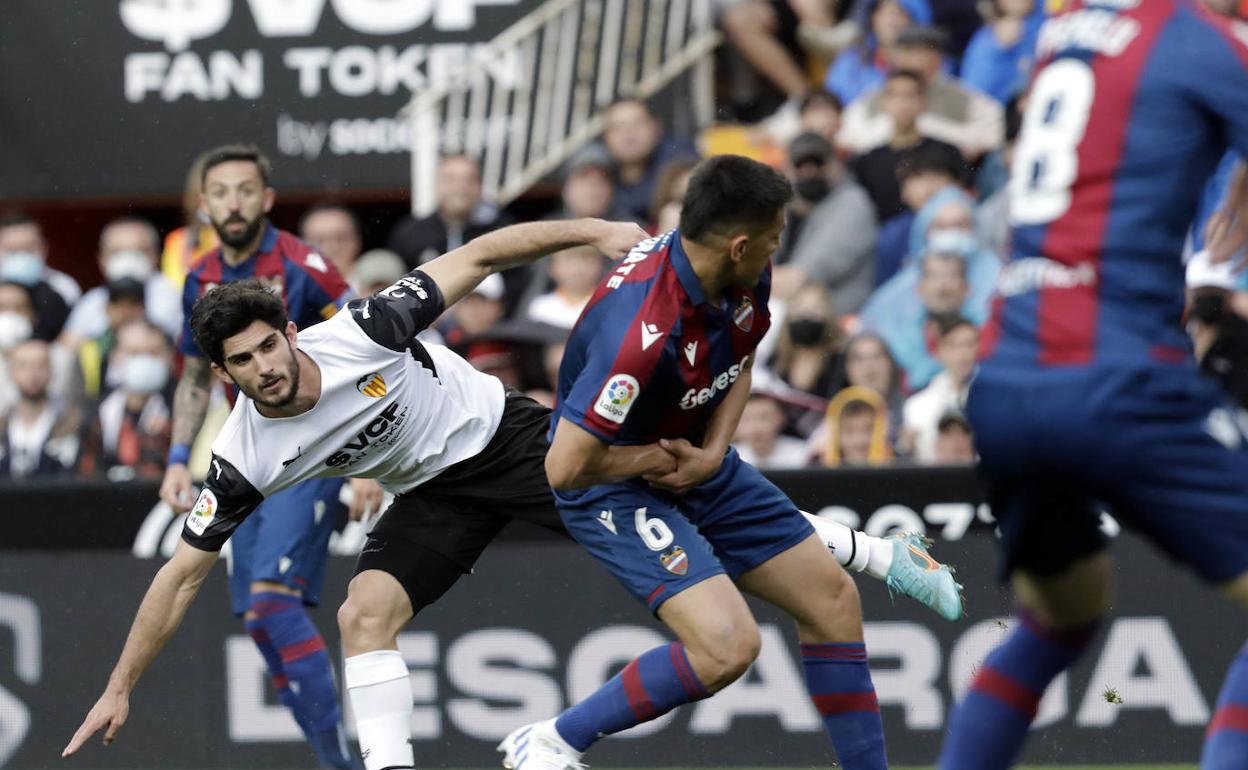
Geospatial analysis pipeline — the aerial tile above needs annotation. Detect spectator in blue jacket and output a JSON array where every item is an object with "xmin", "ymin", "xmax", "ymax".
[
  {"xmin": 824, "ymin": 0, "xmax": 932, "ymax": 106},
  {"xmin": 959, "ymin": 0, "xmax": 1045, "ymax": 104}
]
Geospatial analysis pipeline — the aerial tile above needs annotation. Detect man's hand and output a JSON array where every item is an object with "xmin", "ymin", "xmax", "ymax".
[
  {"xmin": 347, "ymin": 478, "xmax": 386, "ymax": 522},
  {"xmin": 1207, "ymin": 162, "xmax": 1248, "ymax": 267},
  {"xmin": 591, "ymin": 221, "xmax": 650, "ymax": 261},
  {"xmin": 63, "ymin": 688, "xmax": 129, "ymax": 757},
  {"xmin": 642, "ymin": 438, "xmax": 724, "ymax": 494},
  {"xmin": 159, "ymin": 464, "xmax": 194, "ymax": 513}
]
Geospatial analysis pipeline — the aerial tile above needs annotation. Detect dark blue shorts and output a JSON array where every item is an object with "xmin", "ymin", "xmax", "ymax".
[
  {"xmin": 968, "ymin": 362, "xmax": 1248, "ymax": 584},
  {"xmin": 554, "ymin": 447, "xmax": 814, "ymax": 612},
  {"xmin": 228, "ymin": 477, "xmax": 345, "ymax": 614}
]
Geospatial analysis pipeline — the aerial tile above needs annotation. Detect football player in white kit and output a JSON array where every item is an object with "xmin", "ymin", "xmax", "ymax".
[{"xmin": 64, "ymin": 217, "xmax": 960, "ymax": 769}]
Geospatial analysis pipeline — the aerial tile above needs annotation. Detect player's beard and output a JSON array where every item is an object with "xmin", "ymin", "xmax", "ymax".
[
  {"xmin": 211, "ymin": 211, "xmax": 264, "ymax": 250},
  {"xmin": 250, "ymin": 344, "xmax": 301, "ymax": 409}
]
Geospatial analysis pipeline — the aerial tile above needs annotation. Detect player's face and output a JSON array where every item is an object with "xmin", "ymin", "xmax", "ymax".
[
  {"xmin": 730, "ymin": 210, "xmax": 786, "ymax": 289},
  {"xmin": 201, "ymin": 160, "xmax": 274, "ymax": 251},
  {"xmin": 218, "ymin": 320, "xmax": 302, "ymax": 409}
]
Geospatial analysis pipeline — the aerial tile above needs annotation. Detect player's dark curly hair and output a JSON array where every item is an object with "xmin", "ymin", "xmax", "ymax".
[
  {"xmin": 200, "ymin": 143, "xmax": 272, "ymax": 186},
  {"xmin": 190, "ymin": 279, "xmax": 288, "ymax": 367},
  {"xmin": 679, "ymin": 155, "xmax": 793, "ymax": 243}
]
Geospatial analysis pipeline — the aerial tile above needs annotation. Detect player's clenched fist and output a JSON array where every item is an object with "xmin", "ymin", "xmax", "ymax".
[
  {"xmin": 590, "ymin": 221, "xmax": 650, "ymax": 261},
  {"xmin": 62, "ymin": 689, "xmax": 129, "ymax": 757},
  {"xmin": 159, "ymin": 463, "xmax": 195, "ymax": 513}
]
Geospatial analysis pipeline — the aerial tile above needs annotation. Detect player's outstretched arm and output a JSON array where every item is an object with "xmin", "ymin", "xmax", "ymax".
[
  {"xmin": 62, "ymin": 539, "xmax": 217, "ymax": 757},
  {"xmin": 546, "ymin": 417, "xmax": 677, "ymax": 490},
  {"xmin": 422, "ymin": 218, "xmax": 648, "ymax": 307}
]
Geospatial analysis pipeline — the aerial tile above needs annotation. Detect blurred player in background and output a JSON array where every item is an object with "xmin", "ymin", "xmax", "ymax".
[
  {"xmin": 500, "ymin": 156, "xmax": 961, "ymax": 770},
  {"xmin": 938, "ymin": 2, "xmax": 1248, "ymax": 768},
  {"xmin": 159, "ymin": 144, "xmax": 364, "ymax": 770}
]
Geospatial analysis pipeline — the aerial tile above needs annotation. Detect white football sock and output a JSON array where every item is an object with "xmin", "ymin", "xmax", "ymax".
[
  {"xmin": 345, "ymin": 650, "xmax": 415, "ymax": 770},
  {"xmin": 800, "ymin": 511, "xmax": 893, "ymax": 579}
]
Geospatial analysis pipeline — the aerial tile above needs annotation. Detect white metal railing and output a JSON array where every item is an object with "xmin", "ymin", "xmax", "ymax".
[{"xmin": 406, "ymin": 0, "xmax": 720, "ymax": 216}]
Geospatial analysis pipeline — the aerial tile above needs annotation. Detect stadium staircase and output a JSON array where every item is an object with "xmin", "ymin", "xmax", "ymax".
[{"xmin": 404, "ymin": 0, "xmax": 721, "ymax": 216}]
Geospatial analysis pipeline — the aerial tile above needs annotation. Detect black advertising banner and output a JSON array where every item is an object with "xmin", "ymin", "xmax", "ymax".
[
  {"xmin": 0, "ymin": 1, "xmax": 542, "ymax": 200},
  {"xmin": 1, "ymin": 467, "xmax": 990, "ymax": 551},
  {"xmin": 1, "ymin": 531, "xmax": 1241, "ymax": 768}
]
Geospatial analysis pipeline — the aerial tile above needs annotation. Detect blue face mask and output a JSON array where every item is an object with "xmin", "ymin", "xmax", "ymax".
[{"xmin": 0, "ymin": 251, "xmax": 44, "ymax": 287}]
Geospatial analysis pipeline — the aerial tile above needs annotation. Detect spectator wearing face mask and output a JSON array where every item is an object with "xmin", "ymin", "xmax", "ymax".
[
  {"xmin": 0, "ymin": 211, "xmax": 81, "ymax": 306},
  {"xmin": 0, "ymin": 282, "xmax": 83, "ymax": 415},
  {"xmin": 899, "ymin": 315, "xmax": 978, "ymax": 462},
  {"xmin": 773, "ymin": 132, "xmax": 878, "ymax": 313},
  {"xmin": 766, "ymin": 283, "xmax": 846, "ymax": 435},
  {"xmin": 77, "ymin": 278, "xmax": 149, "ymax": 401},
  {"xmin": 1186, "ymin": 250, "xmax": 1248, "ymax": 409},
  {"xmin": 861, "ymin": 247, "xmax": 972, "ymax": 389},
  {"xmin": 161, "ymin": 152, "xmax": 219, "ymax": 289},
  {"xmin": 733, "ymin": 391, "xmax": 811, "ymax": 469},
  {"xmin": 0, "ymin": 213, "xmax": 73, "ymax": 341},
  {"xmin": 0, "ymin": 339, "xmax": 80, "ymax": 478},
  {"xmin": 78, "ymin": 319, "xmax": 174, "ymax": 481},
  {"xmin": 62, "ymin": 217, "xmax": 183, "ymax": 346}
]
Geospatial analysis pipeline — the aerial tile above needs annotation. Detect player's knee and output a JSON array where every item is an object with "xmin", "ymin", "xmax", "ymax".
[
  {"xmin": 337, "ymin": 594, "xmax": 399, "ymax": 652},
  {"xmin": 693, "ymin": 622, "xmax": 761, "ymax": 690}
]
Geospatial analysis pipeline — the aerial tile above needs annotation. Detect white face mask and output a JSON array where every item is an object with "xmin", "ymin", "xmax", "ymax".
[
  {"xmin": 925, "ymin": 228, "xmax": 978, "ymax": 256},
  {"xmin": 103, "ymin": 250, "xmax": 154, "ymax": 282},
  {"xmin": 0, "ymin": 251, "xmax": 44, "ymax": 286},
  {"xmin": 0, "ymin": 312, "xmax": 33, "ymax": 350},
  {"xmin": 120, "ymin": 354, "xmax": 169, "ymax": 395}
]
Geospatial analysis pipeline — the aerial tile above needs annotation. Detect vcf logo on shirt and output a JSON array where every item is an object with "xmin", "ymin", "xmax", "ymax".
[{"xmin": 680, "ymin": 354, "xmax": 750, "ymax": 410}]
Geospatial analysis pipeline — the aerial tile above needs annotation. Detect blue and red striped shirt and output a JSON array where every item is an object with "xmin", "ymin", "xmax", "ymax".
[
  {"xmin": 552, "ymin": 230, "xmax": 771, "ymax": 446},
  {"xmin": 983, "ymin": 0, "xmax": 1248, "ymax": 370},
  {"xmin": 178, "ymin": 222, "xmax": 352, "ymax": 358}
]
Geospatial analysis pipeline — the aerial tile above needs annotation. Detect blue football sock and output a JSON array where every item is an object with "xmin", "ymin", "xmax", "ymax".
[
  {"xmin": 801, "ymin": 643, "xmax": 887, "ymax": 770},
  {"xmin": 555, "ymin": 642, "xmax": 708, "ymax": 752},
  {"xmin": 250, "ymin": 592, "xmax": 353, "ymax": 770},
  {"xmin": 939, "ymin": 612, "xmax": 1097, "ymax": 770},
  {"xmin": 244, "ymin": 616, "xmax": 307, "ymax": 730},
  {"xmin": 1202, "ymin": 641, "xmax": 1248, "ymax": 769}
]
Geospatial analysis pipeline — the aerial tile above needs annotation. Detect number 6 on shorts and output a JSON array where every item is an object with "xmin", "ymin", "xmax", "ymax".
[{"xmin": 635, "ymin": 507, "xmax": 674, "ymax": 551}]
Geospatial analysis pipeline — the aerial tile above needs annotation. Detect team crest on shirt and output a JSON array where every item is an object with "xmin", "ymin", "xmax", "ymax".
[
  {"xmin": 593, "ymin": 374, "xmax": 639, "ymax": 424},
  {"xmin": 660, "ymin": 546, "xmax": 689, "ymax": 576},
  {"xmin": 733, "ymin": 296, "xmax": 755, "ymax": 332},
  {"xmin": 186, "ymin": 488, "xmax": 217, "ymax": 536},
  {"xmin": 357, "ymin": 372, "xmax": 387, "ymax": 398}
]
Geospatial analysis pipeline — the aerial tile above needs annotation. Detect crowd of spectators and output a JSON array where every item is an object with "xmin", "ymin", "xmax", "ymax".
[{"xmin": 1, "ymin": 0, "xmax": 1241, "ymax": 480}]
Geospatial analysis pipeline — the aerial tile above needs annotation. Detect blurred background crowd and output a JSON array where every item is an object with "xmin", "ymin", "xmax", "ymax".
[{"xmin": 2, "ymin": 0, "xmax": 1245, "ymax": 482}]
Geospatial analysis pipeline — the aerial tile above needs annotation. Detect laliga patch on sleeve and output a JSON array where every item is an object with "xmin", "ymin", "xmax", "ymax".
[
  {"xmin": 186, "ymin": 488, "xmax": 218, "ymax": 536},
  {"xmin": 593, "ymin": 374, "xmax": 640, "ymax": 424}
]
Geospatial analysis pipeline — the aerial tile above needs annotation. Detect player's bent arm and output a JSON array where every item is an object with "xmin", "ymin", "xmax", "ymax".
[
  {"xmin": 422, "ymin": 218, "xmax": 648, "ymax": 306},
  {"xmin": 700, "ymin": 357, "xmax": 754, "ymax": 458},
  {"xmin": 170, "ymin": 355, "xmax": 214, "ymax": 449},
  {"xmin": 546, "ymin": 417, "xmax": 676, "ymax": 490},
  {"xmin": 62, "ymin": 539, "xmax": 217, "ymax": 757}
]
